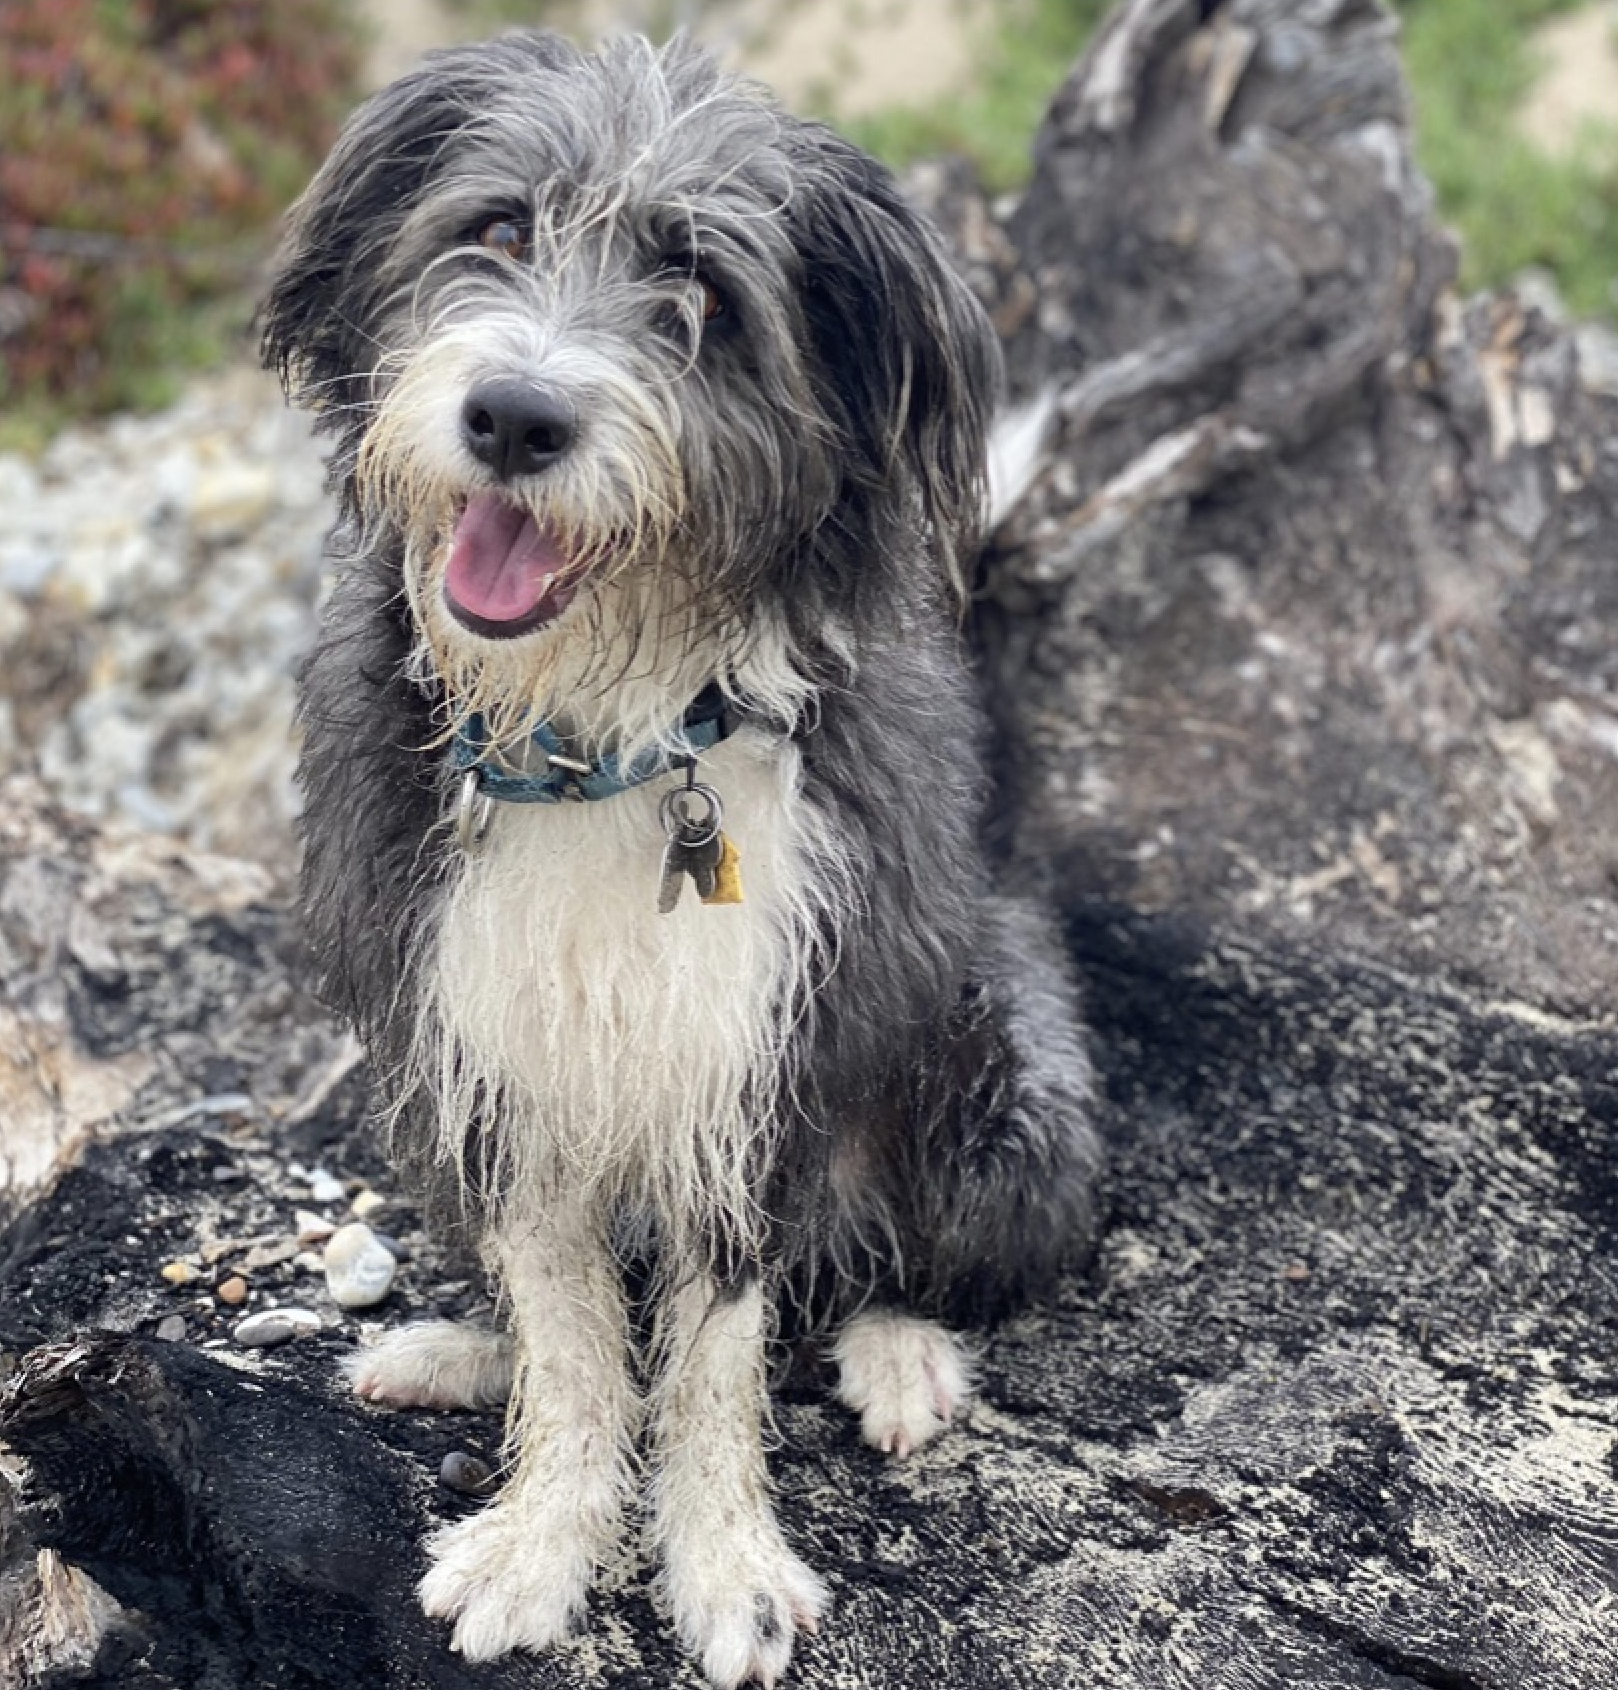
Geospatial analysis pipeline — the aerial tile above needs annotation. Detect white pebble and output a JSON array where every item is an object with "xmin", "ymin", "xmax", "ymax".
[
  {"xmin": 323, "ymin": 1223, "xmax": 398, "ymax": 1309},
  {"xmin": 307, "ymin": 1169, "xmax": 346, "ymax": 1204},
  {"xmin": 234, "ymin": 1307, "xmax": 322, "ymax": 1348}
]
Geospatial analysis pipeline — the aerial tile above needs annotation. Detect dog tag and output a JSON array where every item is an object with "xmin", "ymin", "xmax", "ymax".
[
  {"xmin": 658, "ymin": 821, "xmax": 724, "ymax": 913},
  {"xmin": 657, "ymin": 777, "xmax": 734, "ymax": 914},
  {"xmin": 656, "ymin": 838, "xmax": 688, "ymax": 914},
  {"xmin": 701, "ymin": 834, "xmax": 744, "ymax": 906}
]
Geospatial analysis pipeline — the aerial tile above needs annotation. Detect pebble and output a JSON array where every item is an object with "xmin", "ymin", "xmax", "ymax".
[
  {"xmin": 323, "ymin": 1222, "xmax": 398, "ymax": 1309},
  {"xmin": 239, "ymin": 1239, "xmax": 302, "ymax": 1274},
  {"xmin": 155, "ymin": 1314, "xmax": 188, "ymax": 1343},
  {"xmin": 160, "ymin": 1261, "xmax": 197, "ymax": 1287},
  {"xmin": 439, "ymin": 1452, "xmax": 498, "ymax": 1497},
  {"xmin": 349, "ymin": 1189, "xmax": 387, "ymax": 1220},
  {"xmin": 200, "ymin": 1236, "xmax": 249, "ymax": 1266},
  {"xmin": 307, "ymin": 1168, "xmax": 347, "ymax": 1205},
  {"xmin": 294, "ymin": 1208, "xmax": 337, "ymax": 1244},
  {"xmin": 216, "ymin": 1275, "xmax": 249, "ymax": 1306},
  {"xmin": 234, "ymin": 1306, "xmax": 323, "ymax": 1349}
]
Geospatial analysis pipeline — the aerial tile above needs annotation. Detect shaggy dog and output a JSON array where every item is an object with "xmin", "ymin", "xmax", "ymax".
[{"xmin": 262, "ymin": 32, "xmax": 1102, "ymax": 1688}]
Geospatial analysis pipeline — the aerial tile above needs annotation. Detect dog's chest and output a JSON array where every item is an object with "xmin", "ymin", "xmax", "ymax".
[{"xmin": 427, "ymin": 734, "xmax": 815, "ymax": 1187}]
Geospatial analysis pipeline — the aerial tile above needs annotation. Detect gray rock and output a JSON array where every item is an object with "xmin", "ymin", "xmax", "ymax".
[
  {"xmin": 233, "ymin": 1307, "xmax": 322, "ymax": 1349},
  {"xmin": 438, "ymin": 1452, "xmax": 497, "ymax": 1497}
]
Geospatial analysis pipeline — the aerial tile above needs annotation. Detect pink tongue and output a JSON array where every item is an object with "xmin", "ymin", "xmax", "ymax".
[{"xmin": 444, "ymin": 495, "xmax": 576, "ymax": 630}]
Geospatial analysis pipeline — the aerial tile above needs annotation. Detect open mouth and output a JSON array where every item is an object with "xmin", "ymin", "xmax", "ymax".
[{"xmin": 441, "ymin": 493, "xmax": 586, "ymax": 640}]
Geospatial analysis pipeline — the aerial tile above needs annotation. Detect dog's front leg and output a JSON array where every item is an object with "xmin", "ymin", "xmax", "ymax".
[
  {"xmin": 649, "ymin": 1271, "xmax": 827, "ymax": 1688},
  {"xmin": 419, "ymin": 1199, "xmax": 633, "ymax": 1660}
]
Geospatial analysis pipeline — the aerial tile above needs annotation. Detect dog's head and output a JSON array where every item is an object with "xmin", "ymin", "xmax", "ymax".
[{"xmin": 262, "ymin": 33, "xmax": 999, "ymax": 741}]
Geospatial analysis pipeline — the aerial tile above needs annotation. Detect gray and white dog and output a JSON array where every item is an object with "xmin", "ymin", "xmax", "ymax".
[{"xmin": 262, "ymin": 31, "xmax": 1101, "ymax": 1688}]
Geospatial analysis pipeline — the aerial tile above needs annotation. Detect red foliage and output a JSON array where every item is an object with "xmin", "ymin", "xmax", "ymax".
[{"xmin": 0, "ymin": 0, "xmax": 366, "ymax": 411}]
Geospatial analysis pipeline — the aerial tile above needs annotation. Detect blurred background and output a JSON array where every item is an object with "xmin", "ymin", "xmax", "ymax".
[{"xmin": 0, "ymin": 0, "xmax": 1614, "ymax": 862}]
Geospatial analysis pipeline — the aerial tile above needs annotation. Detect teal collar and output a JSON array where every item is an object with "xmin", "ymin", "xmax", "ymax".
[{"xmin": 452, "ymin": 683, "xmax": 732, "ymax": 806}]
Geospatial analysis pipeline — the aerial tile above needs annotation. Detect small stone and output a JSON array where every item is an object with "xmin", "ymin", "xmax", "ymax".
[
  {"xmin": 216, "ymin": 1275, "xmax": 249, "ymax": 1306},
  {"xmin": 232, "ymin": 1313, "xmax": 292, "ymax": 1349},
  {"xmin": 369, "ymin": 1231, "xmax": 409, "ymax": 1262},
  {"xmin": 307, "ymin": 1168, "xmax": 346, "ymax": 1204},
  {"xmin": 294, "ymin": 1208, "xmax": 336, "ymax": 1244},
  {"xmin": 323, "ymin": 1222, "xmax": 397, "ymax": 1309},
  {"xmin": 233, "ymin": 1306, "xmax": 322, "ymax": 1349},
  {"xmin": 160, "ymin": 1261, "xmax": 197, "ymax": 1287},
  {"xmin": 439, "ymin": 1452, "xmax": 498, "ymax": 1497},
  {"xmin": 293, "ymin": 1250, "xmax": 324, "ymax": 1274},
  {"xmin": 349, "ymin": 1189, "xmax": 387, "ymax": 1220},
  {"xmin": 155, "ymin": 1314, "xmax": 188, "ymax": 1343},
  {"xmin": 190, "ymin": 462, "xmax": 276, "ymax": 540},
  {"xmin": 239, "ymin": 1239, "xmax": 302, "ymax": 1274},
  {"xmin": 201, "ymin": 1234, "xmax": 265, "ymax": 1266}
]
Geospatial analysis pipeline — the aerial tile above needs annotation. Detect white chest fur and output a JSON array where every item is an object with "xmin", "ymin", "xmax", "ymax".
[{"xmin": 417, "ymin": 728, "xmax": 831, "ymax": 1249}]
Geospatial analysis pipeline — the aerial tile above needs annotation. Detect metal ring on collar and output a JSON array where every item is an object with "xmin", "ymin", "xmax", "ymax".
[
  {"xmin": 455, "ymin": 770, "xmax": 495, "ymax": 853},
  {"xmin": 659, "ymin": 781, "xmax": 723, "ymax": 845}
]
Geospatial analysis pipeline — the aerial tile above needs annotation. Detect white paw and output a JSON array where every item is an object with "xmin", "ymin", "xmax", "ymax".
[
  {"xmin": 344, "ymin": 1320, "xmax": 515, "ymax": 1411},
  {"xmin": 831, "ymin": 1310, "xmax": 973, "ymax": 1458},
  {"xmin": 418, "ymin": 1498, "xmax": 592, "ymax": 1660},
  {"xmin": 664, "ymin": 1529, "xmax": 828, "ymax": 1689}
]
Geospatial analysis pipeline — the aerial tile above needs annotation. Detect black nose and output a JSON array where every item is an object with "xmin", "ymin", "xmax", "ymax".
[{"xmin": 460, "ymin": 379, "xmax": 577, "ymax": 480}]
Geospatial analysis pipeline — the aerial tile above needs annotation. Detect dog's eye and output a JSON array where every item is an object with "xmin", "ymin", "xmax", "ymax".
[
  {"xmin": 477, "ymin": 218, "xmax": 532, "ymax": 262},
  {"xmin": 696, "ymin": 275, "xmax": 725, "ymax": 322}
]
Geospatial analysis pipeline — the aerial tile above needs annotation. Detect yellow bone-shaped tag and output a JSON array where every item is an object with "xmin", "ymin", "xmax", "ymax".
[{"xmin": 701, "ymin": 833, "xmax": 744, "ymax": 905}]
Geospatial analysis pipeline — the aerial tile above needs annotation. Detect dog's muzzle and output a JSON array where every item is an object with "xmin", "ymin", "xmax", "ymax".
[{"xmin": 439, "ymin": 378, "xmax": 591, "ymax": 641}]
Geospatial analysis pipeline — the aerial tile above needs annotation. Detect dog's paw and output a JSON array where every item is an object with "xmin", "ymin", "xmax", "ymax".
[
  {"xmin": 345, "ymin": 1320, "xmax": 515, "ymax": 1411},
  {"xmin": 664, "ymin": 1532, "xmax": 827, "ymax": 1689},
  {"xmin": 419, "ymin": 1500, "xmax": 592, "ymax": 1660},
  {"xmin": 831, "ymin": 1310, "xmax": 973, "ymax": 1458}
]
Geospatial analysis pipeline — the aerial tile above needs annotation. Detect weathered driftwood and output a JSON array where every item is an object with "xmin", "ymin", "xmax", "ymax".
[
  {"xmin": 967, "ymin": 0, "xmax": 1618, "ymax": 1011},
  {"xmin": 4, "ymin": 2, "xmax": 1618, "ymax": 1686}
]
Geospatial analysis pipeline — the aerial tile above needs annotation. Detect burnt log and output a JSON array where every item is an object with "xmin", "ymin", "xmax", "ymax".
[
  {"xmin": 4, "ymin": 2, "xmax": 1618, "ymax": 1687},
  {"xmin": 967, "ymin": 0, "xmax": 1618, "ymax": 1009}
]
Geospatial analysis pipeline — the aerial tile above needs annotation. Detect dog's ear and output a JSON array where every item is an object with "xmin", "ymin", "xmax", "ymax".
[
  {"xmin": 260, "ymin": 74, "xmax": 451, "ymax": 419},
  {"xmin": 259, "ymin": 36, "xmax": 577, "ymax": 425},
  {"xmin": 790, "ymin": 130, "xmax": 1002, "ymax": 605}
]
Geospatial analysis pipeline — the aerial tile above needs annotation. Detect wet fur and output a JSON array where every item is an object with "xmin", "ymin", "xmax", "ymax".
[{"xmin": 264, "ymin": 31, "xmax": 1101, "ymax": 1687}]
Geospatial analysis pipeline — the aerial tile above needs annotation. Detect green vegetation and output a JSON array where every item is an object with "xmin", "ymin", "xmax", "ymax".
[
  {"xmin": 1395, "ymin": 0, "xmax": 1618, "ymax": 319},
  {"xmin": 822, "ymin": 0, "xmax": 1113, "ymax": 192}
]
